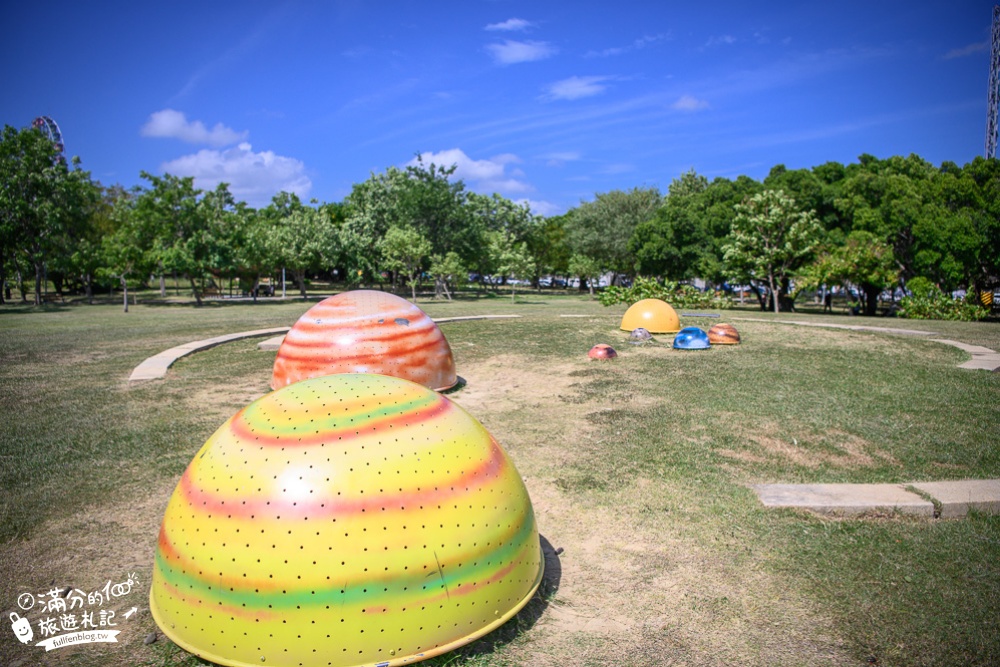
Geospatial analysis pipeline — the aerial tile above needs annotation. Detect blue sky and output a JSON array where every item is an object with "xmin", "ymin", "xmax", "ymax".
[{"xmin": 1, "ymin": 1, "xmax": 994, "ymax": 214}]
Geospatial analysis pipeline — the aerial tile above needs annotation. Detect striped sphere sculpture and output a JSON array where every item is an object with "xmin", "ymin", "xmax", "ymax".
[
  {"xmin": 271, "ymin": 290, "xmax": 458, "ymax": 392},
  {"xmin": 150, "ymin": 373, "xmax": 543, "ymax": 667},
  {"xmin": 707, "ymin": 323, "xmax": 741, "ymax": 345}
]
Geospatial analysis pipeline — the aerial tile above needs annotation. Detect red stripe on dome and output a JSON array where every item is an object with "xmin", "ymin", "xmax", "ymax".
[{"xmin": 178, "ymin": 439, "xmax": 507, "ymax": 520}]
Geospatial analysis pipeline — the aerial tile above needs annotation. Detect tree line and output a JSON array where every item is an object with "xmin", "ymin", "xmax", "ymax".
[{"xmin": 2, "ymin": 123, "xmax": 998, "ymax": 315}]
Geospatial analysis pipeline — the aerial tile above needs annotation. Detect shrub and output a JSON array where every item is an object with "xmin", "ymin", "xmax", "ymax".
[
  {"xmin": 898, "ymin": 282, "xmax": 988, "ymax": 322},
  {"xmin": 599, "ymin": 277, "xmax": 731, "ymax": 310}
]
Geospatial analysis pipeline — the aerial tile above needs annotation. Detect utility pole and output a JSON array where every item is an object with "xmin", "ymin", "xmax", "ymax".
[{"xmin": 987, "ymin": 5, "xmax": 1000, "ymax": 158}]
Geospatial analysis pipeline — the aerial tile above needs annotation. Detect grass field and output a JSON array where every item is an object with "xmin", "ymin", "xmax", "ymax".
[{"xmin": 1, "ymin": 291, "xmax": 998, "ymax": 667}]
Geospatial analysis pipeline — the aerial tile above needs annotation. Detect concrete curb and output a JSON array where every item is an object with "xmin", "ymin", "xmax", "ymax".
[
  {"xmin": 753, "ymin": 479, "xmax": 1000, "ymax": 518},
  {"xmin": 929, "ymin": 339, "xmax": 1000, "ymax": 371},
  {"xmin": 753, "ymin": 483, "xmax": 934, "ymax": 517},
  {"xmin": 733, "ymin": 318, "xmax": 1000, "ymax": 371},
  {"xmin": 128, "ymin": 327, "xmax": 291, "ymax": 382}
]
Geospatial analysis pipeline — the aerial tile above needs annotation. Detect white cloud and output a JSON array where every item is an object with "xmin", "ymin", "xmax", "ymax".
[
  {"xmin": 543, "ymin": 76, "xmax": 613, "ymax": 101},
  {"xmin": 161, "ymin": 142, "xmax": 311, "ymax": 207},
  {"xmin": 141, "ymin": 109, "xmax": 247, "ymax": 147},
  {"xmin": 672, "ymin": 94, "xmax": 710, "ymax": 111},
  {"xmin": 517, "ymin": 199, "xmax": 562, "ymax": 216},
  {"xmin": 408, "ymin": 149, "xmax": 532, "ymax": 194},
  {"xmin": 585, "ymin": 33, "xmax": 668, "ymax": 58},
  {"xmin": 539, "ymin": 151, "xmax": 582, "ymax": 166},
  {"xmin": 486, "ymin": 40, "xmax": 556, "ymax": 65},
  {"xmin": 485, "ymin": 18, "xmax": 534, "ymax": 32},
  {"xmin": 706, "ymin": 34, "xmax": 736, "ymax": 47},
  {"xmin": 600, "ymin": 163, "xmax": 635, "ymax": 174},
  {"xmin": 944, "ymin": 42, "xmax": 988, "ymax": 59}
]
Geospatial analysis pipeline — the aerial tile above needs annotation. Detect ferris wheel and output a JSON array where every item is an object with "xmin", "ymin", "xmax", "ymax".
[{"xmin": 32, "ymin": 115, "xmax": 64, "ymax": 156}]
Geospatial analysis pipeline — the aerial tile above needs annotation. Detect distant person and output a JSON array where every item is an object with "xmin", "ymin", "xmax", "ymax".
[{"xmin": 823, "ymin": 292, "xmax": 832, "ymax": 313}]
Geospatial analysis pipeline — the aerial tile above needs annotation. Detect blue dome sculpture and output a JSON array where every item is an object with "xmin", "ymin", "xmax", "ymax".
[{"xmin": 673, "ymin": 326, "xmax": 710, "ymax": 350}]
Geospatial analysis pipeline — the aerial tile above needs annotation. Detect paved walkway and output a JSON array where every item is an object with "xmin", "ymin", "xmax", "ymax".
[
  {"xmin": 754, "ymin": 479, "xmax": 1000, "ymax": 518},
  {"xmin": 734, "ymin": 318, "xmax": 1000, "ymax": 371},
  {"xmin": 129, "ymin": 315, "xmax": 523, "ymax": 380}
]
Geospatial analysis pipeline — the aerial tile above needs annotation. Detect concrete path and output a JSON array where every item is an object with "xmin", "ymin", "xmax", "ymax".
[
  {"xmin": 257, "ymin": 314, "xmax": 522, "ymax": 350},
  {"xmin": 733, "ymin": 318, "xmax": 939, "ymax": 337},
  {"xmin": 734, "ymin": 318, "xmax": 1000, "ymax": 371},
  {"xmin": 753, "ymin": 479, "xmax": 1000, "ymax": 518},
  {"xmin": 128, "ymin": 327, "xmax": 290, "ymax": 382},
  {"xmin": 929, "ymin": 339, "xmax": 1000, "ymax": 371}
]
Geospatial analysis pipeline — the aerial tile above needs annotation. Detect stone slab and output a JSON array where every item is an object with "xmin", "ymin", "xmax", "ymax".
[
  {"xmin": 753, "ymin": 483, "xmax": 934, "ymax": 516},
  {"xmin": 909, "ymin": 480, "xmax": 1000, "ymax": 518},
  {"xmin": 258, "ymin": 335, "xmax": 285, "ymax": 351},
  {"xmin": 958, "ymin": 356, "xmax": 1000, "ymax": 371}
]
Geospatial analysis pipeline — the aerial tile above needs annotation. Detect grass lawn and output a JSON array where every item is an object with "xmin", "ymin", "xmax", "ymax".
[{"xmin": 1, "ymin": 291, "xmax": 998, "ymax": 667}]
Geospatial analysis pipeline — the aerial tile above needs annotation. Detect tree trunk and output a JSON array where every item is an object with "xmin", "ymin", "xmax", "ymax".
[
  {"xmin": 293, "ymin": 270, "xmax": 307, "ymax": 298},
  {"xmin": 33, "ymin": 262, "xmax": 43, "ymax": 306},
  {"xmin": 121, "ymin": 276, "xmax": 129, "ymax": 313},
  {"xmin": 189, "ymin": 276, "xmax": 203, "ymax": 306},
  {"xmin": 862, "ymin": 285, "xmax": 879, "ymax": 317},
  {"xmin": 159, "ymin": 273, "xmax": 167, "ymax": 297},
  {"xmin": 768, "ymin": 274, "xmax": 779, "ymax": 314},
  {"xmin": 84, "ymin": 273, "xmax": 94, "ymax": 305}
]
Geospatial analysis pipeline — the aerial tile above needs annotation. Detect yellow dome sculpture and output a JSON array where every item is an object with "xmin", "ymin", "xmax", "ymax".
[
  {"xmin": 619, "ymin": 298, "xmax": 680, "ymax": 334},
  {"xmin": 150, "ymin": 373, "xmax": 543, "ymax": 667}
]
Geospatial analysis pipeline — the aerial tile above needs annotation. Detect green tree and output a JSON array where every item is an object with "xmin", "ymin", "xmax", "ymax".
[
  {"xmin": 380, "ymin": 225, "xmax": 432, "ymax": 302},
  {"xmin": 799, "ymin": 230, "xmax": 897, "ymax": 316},
  {"xmin": 568, "ymin": 253, "xmax": 603, "ymax": 298},
  {"xmin": 487, "ymin": 230, "xmax": 533, "ymax": 302},
  {"xmin": 133, "ymin": 172, "xmax": 222, "ymax": 305},
  {"xmin": 0, "ymin": 125, "xmax": 99, "ymax": 305},
  {"xmin": 268, "ymin": 204, "xmax": 341, "ymax": 298},
  {"xmin": 723, "ymin": 189, "xmax": 822, "ymax": 313},
  {"xmin": 566, "ymin": 187, "xmax": 662, "ymax": 283},
  {"xmin": 429, "ymin": 251, "xmax": 466, "ymax": 300},
  {"xmin": 98, "ymin": 191, "xmax": 149, "ymax": 312}
]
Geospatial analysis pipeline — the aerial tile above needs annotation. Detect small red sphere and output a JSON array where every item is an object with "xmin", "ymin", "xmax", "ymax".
[{"xmin": 588, "ymin": 343, "xmax": 617, "ymax": 359}]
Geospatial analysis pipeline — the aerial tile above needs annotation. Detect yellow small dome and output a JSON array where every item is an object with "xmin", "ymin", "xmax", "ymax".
[{"xmin": 619, "ymin": 299, "xmax": 680, "ymax": 333}]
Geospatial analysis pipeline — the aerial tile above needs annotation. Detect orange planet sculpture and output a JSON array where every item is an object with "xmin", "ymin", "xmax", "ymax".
[
  {"xmin": 150, "ymin": 373, "xmax": 543, "ymax": 667},
  {"xmin": 588, "ymin": 344, "xmax": 617, "ymax": 359},
  {"xmin": 271, "ymin": 290, "xmax": 457, "ymax": 391},
  {"xmin": 707, "ymin": 323, "xmax": 741, "ymax": 345},
  {"xmin": 619, "ymin": 299, "xmax": 680, "ymax": 334}
]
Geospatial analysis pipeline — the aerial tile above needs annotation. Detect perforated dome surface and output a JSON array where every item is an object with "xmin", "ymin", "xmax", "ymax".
[
  {"xmin": 619, "ymin": 299, "xmax": 680, "ymax": 334},
  {"xmin": 150, "ymin": 373, "xmax": 543, "ymax": 667},
  {"xmin": 707, "ymin": 323, "xmax": 741, "ymax": 345},
  {"xmin": 673, "ymin": 326, "xmax": 711, "ymax": 350},
  {"xmin": 271, "ymin": 290, "xmax": 457, "ymax": 392}
]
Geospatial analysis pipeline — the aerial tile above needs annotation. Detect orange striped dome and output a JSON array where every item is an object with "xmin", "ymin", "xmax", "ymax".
[
  {"xmin": 150, "ymin": 373, "xmax": 543, "ymax": 667},
  {"xmin": 271, "ymin": 291, "xmax": 457, "ymax": 391},
  {"xmin": 707, "ymin": 323, "xmax": 741, "ymax": 345}
]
